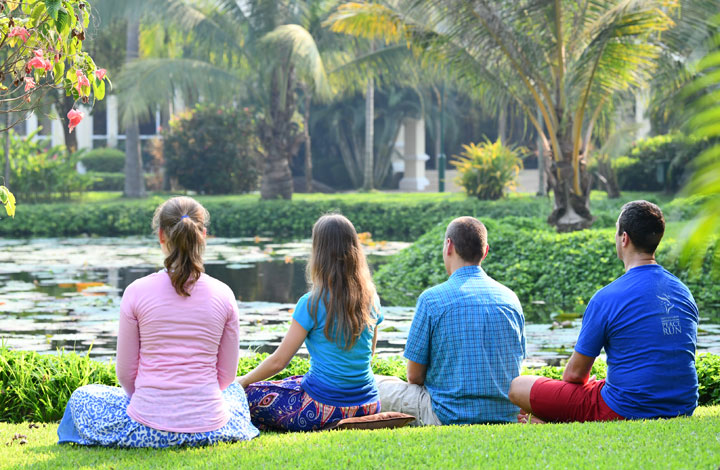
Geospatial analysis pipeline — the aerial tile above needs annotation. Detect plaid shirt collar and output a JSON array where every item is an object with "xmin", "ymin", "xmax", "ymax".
[{"xmin": 449, "ymin": 264, "xmax": 486, "ymax": 280}]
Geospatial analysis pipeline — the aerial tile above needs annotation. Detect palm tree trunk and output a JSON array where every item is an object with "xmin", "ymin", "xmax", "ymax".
[
  {"xmin": 260, "ymin": 66, "xmax": 297, "ymax": 200},
  {"xmin": 498, "ymin": 106, "xmax": 507, "ymax": 143},
  {"xmin": 363, "ymin": 78, "xmax": 374, "ymax": 191},
  {"xmin": 303, "ymin": 87, "xmax": 313, "ymax": 193},
  {"xmin": 123, "ymin": 17, "xmax": 146, "ymax": 198},
  {"xmin": 547, "ymin": 125, "xmax": 594, "ymax": 231}
]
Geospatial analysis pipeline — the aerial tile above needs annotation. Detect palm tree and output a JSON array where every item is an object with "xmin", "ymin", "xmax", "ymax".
[
  {"xmin": 330, "ymin": 0, "xmax": 677, "ymax": 231},
  {"xmin": 678, "ymin": 12, "xmax": 720, "ymax": 269},
  {"xmin": 116, "ymin": 0, "xmax": 336, "ymax": 200}
]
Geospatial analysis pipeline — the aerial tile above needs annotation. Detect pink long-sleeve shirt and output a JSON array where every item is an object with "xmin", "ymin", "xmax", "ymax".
[{"xmin": 116, "ymin": 271, "xmax": 240, "ymax": 433}]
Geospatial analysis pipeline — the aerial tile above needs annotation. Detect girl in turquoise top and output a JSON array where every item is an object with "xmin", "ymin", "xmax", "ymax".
[{"xmin": 237, "ymin": 214, "xmax": 383, "ymax": 431}]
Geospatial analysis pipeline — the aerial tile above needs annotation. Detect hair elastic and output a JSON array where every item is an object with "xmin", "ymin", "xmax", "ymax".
[{"xmin": 181, "ymin": 215, "xmax": 190, "ymax": 219}]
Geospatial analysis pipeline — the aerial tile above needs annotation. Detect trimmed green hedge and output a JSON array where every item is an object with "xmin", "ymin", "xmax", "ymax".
[
  {"xmin": 0, "ymin": 192, "xmax": 691, "ymax": 241},
  {"xmin": 87, "ymin": 172, "xmax": 125, "ymax": 191},
  {"xmin": 374, "ymin": 216, "xmax": 719, "ymax": 319},
  {"xmin": 1, "ymin": 347, "xmax": 717, "ymax": 423}
]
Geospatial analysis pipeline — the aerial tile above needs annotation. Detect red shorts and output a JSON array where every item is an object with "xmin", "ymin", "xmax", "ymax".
[{"xmin": 529, "ymin": 378, "xmax": 625, "ymax": 423}]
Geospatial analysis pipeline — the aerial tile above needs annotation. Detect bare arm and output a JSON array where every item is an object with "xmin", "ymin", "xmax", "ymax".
[
  {"xmin": 216, "ymin": 310, "xmax": 240, "ymax": 390},
  {"xmin": 407, "ymin": 360, "xmax": 427, "ymax": 386},
  {"xmin": 562, "ymin": 351, "xmax": 596, "ymax": 384},
  {"xmin": 372, "ymin": 326, "xmax": 378, "ymax": 356},
  {"xmin": 116, "ymin": 311, "xmax": 139, "ymax": 397},
  {"xmin": 236, "ymin": 319, "xmax": 308, "ymax": 389}
]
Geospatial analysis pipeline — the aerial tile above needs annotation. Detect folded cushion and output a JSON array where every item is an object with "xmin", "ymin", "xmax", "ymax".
[{"xmin": 326, "ymin": 412, "xmax": 416, "ymax": 430}]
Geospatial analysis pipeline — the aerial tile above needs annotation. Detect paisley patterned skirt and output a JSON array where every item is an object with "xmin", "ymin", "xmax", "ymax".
[
  {"xmin": 57, "ymin": 384, "xmax": 259, "ymax": 447},
  {"xmin": 245, "ymin": 375, "xmax": 380, "ymax": 432}
]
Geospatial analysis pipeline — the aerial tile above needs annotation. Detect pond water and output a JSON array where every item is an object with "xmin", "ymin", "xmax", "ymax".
[{"xmin": 1, "ymin": 237, "xmax": 719, "ymax": 367}]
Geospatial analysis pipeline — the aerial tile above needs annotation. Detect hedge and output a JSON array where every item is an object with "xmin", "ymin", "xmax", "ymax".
[
  {"xmin": 374, "ymin": 216, "xmax": 719, "ymax": 318},
  {"xmin": 0, "ymin": 192, "xmax": 693, "ymax": 241},
  {"xmin": 1, "ymin": 347, "xmax": 717, "ymax": 423}
]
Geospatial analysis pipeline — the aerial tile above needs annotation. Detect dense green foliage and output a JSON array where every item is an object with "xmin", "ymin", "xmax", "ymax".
[
  {"xmin": 613, "ymin": 134, "xmax": 713, "ymax": 192},
  {"xmin": 163, "ymin": 105, "xmax": 259, "ymax": 195},
  {"xmin": 4, "ymin": 130, "xmax": 91, "ymax": 201},
  {"xmin": 452, "ymin": 139, "xmax": 524, "ymax": 200},
  {"xmin": 1, "ymin": 347, "xmax": 717, "ymax": 424},
  {"xmin": 80, "ymin": 148, "xmax": 126, "ymax": 172},
  {"xmin": 87, "ymin": 171, "xmax": 125, "ymax": 191},
  {"xmin": 0, "ymin": 192, "xmax": 685, "ymax": 240},
  {"xmin": 374, "ymin": 215, "xmax": 718, "ymax": 318}
]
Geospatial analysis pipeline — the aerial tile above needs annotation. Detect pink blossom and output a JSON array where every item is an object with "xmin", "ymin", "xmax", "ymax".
[
  {"xmin": 75, "ymin": 70, "xmax": 90, "ymax": 94},
  {"xmin": 94, "ymin": 68, "xmax": 107, "ymax": 80},
  {"xmin": 28, "ymin": 50, "xmax": 52, "ymax": 72},
  {"xmin": 8, "ymin": 27, "xmax": 30, "ymax": 43},
  {"xmin": 24, "ymin": 76, "xmax": 35, "ymax": 92},
  {"xmin": 67, "ymin": 109, "xmax": 84, "ymax": 133}
]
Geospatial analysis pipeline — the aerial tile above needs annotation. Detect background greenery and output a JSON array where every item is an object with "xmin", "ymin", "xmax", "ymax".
[
  {"xmin": 1, "ymin": 347, "xmax": 718, "ymax": 424},
  {"xmin": 373, "ymin": 214, "xmax": 718, "ymax": 319},
  {"xmin": 0, "ymin": 191, "xmax": 692, "ymax": 240}
]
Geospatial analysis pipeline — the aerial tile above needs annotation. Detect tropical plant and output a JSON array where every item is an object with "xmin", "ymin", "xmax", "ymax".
[
  {"xmin": 452, "ymin": 139, "xmax": 524, "ymax": 200},
  {"xmin": 114, "ymin": 0, "xmax": 348, "ymax": 200},
  {"xmin": 4, "ymin": 129, "xmax": 91, "ymax": 201},
  {"xmin": 330, "ymin": 0, "xmax": 677, "ymax": 231},
  {"xmin": 163, "ymin": 104, "xmax": 260, "ymax": 194},
  {"xmin": 678, "ymin": 14, "xmax": 720, "ymax": 271}
]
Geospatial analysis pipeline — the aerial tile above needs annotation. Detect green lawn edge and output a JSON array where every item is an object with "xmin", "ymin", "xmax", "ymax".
[{"xmin": 1, "ymin": 406, "xmax": 718, "ymax": 469}]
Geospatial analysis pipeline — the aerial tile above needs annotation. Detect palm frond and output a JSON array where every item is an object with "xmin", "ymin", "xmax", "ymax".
[{"xmin": 117, "ymin": 58, "xmax": 241, "ymax": 126}]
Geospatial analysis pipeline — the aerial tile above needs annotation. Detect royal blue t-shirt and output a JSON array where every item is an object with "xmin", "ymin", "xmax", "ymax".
[
  {"xmin": 292, "ymin": 292, "xmax": 383, "ymax": 407},
  {"xmin": 574, "ymin": 264, "xmax": 699, "ymax": 419}
]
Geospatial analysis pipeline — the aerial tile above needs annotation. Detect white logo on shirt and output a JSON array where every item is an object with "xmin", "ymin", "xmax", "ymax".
[{"xmin": 658, "ymin": 294, "xmax": 681, "ymax": 335}]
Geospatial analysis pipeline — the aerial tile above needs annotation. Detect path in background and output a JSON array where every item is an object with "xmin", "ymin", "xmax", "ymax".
[{"xmin": 425, "ymin": 169, "xmax": 540, "ymax": 194}]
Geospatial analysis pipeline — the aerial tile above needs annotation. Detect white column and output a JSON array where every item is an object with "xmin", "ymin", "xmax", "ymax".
[
  {"xmin": 76, "ymin": 105, "xmax": 93, "ymax": 150},
  {"xmin": 107, "ymin": 95, "xmax": 119, "ymax": 148},
  {"xmin": 26, "ymin": 112, "xmax": 39, "ymax": 139},
  {"xmin": 398, "ymin": 117, "xmax": 429, "ymax": 191},
  {"xmin": 51, "ymin": 105, "xmax": 64, "ymax": 148},
  {"xmin": 635, "ymin": 88, "xmax": 651, "ymax": 140}
]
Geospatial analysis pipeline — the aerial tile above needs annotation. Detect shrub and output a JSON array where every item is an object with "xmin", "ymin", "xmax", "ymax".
[
  {"xmin": 163, "ymin": 104, "xmax": 259, "ymax": 194},
  {"xmin": 1, "ymin": 348, "xmax": 717, "ymax": 423},
  {"xmin": 4, "ymin": 130, "xmax": 91, "ymax": 202},
  {"xmin": 0, "ymin": 192, "xmax": 698, "ymax": 240},
  {"xmin": 87, "ymin": 172, "xmax": 124, "ymax": 191},
  {"xmin": 374, "ymin": 216, "xmax": 718, "ymax": 318},
  {"xmin": 80, "ymin": 148, "xmax": 125, "ymax": 172},
  {"xmin": 452, "ymin": 139, "xmax": 524, "ymax": 200},
  {"xmin": 614, "ymin": 134, "xmax": 712, "ymax": 192}
]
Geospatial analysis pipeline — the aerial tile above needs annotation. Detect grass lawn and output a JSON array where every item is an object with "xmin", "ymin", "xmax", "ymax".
[{"xmin": 1, "ymin": 406, "xmax": 718, "ymax": 469}]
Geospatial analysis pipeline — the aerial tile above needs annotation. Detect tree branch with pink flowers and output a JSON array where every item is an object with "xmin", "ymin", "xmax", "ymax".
[{"xmin": 0, "ymin": 0, "xmax": 108, "ymax": 133}]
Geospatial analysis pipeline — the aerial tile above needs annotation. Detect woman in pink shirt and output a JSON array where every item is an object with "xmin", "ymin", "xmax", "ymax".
[{"xmin": 58, "ymin": 197, "xmax": 258, "ymax": 447}]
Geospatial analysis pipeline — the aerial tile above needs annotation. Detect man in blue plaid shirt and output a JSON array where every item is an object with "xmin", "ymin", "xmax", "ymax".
[{"xmin": 376, "ymin": 217, "xmax": 526, "ymax": 425}]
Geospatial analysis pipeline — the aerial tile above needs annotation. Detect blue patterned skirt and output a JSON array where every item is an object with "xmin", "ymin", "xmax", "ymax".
[
  {"xmin": 57, "ymin": 384, "xmax": 259, "ymax": 447},
  {"xmin": 245, "ymin": 376, "xmax": 380, "ymax": 432}
]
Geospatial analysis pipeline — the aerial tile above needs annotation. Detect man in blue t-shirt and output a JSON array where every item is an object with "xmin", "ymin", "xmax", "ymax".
[
  {"xmin": 376, "ymin": 217, "xmax": 526, "ymax": 425},
  {"xmin": 509, "ymin": 200, "xmax": 699, "ymax": 422}
]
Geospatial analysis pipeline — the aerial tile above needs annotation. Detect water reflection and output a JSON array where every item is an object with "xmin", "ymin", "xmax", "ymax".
[{"xmin": 1, "ymin": 237, "xmax": 719, "ymax": 366}]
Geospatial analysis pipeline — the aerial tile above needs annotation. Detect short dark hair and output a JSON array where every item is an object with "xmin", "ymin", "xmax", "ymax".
[
  {"xmin": 617, "ymin": 200, "xmax": 665, "ymax": 254},
  {"xmin": 445, "ymin": 217, "xmax": 488, "ymax": 263}
]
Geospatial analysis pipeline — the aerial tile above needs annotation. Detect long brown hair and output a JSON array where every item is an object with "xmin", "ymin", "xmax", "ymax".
[
  {"xmin": 152, "ymin": 196, "xmax": 209, "ymax": 296},
  {"xmin": 307, "ymin": 214, "xmax": 377, "ymax": 350}
]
